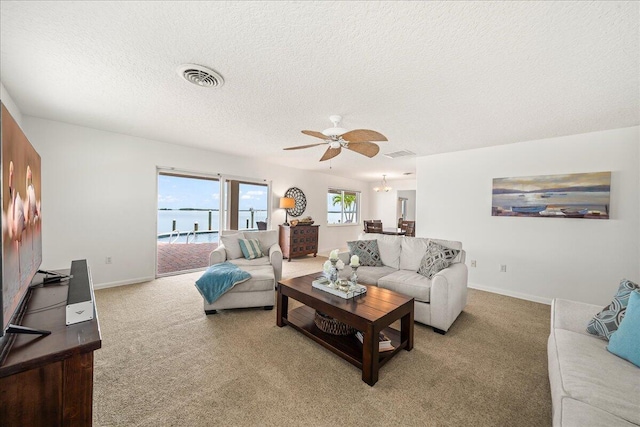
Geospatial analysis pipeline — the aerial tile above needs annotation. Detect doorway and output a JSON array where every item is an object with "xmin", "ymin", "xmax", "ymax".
[
  {"xmin": 397, "ymin": 190, "xmax": 416, "ymax": 222},
  {"xmin": 156, "ymin": 170, "xmax": 221, "ymax": 276}
]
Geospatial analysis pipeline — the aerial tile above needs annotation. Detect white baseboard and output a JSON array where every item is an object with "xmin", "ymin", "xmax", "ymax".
[
  {"xmin": 468, "ymin": 282, "xmax": 552, "ymax": 305},
  {"xmin": 94, "ymin": 275, "xmax": 155, "ymax": 290}
]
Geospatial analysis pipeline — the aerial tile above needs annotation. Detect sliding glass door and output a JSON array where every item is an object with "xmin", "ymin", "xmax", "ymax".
[{"xmin": 156, "ymin": 170, "xmax": 220, "ymax": 276}]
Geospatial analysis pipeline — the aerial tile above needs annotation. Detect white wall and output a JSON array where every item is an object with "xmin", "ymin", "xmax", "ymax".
[
  {"xmin": 368, "ymin": 178, "xmax": 417, "ymax": 229},
  {"xmin": 417, "ymin": 127, "xmax": 639, "ymax": 305},
  {"xmin": 22, "ymin": 116, "xmax": 369, "ymax": 287}
]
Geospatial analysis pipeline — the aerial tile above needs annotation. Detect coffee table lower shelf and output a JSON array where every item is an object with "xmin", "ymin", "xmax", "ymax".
[{"xmin": 285, "ymin": 305, "xmax": 406, "ymax": 369}]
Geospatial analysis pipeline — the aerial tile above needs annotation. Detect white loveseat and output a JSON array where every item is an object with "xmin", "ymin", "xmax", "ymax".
[
  {"xmin": 203, "ymin": 230, "xmax": 283, "ymax": 314},
  {"xmin": 548, "ymin": 299, "xmax": 640, "ymax": 426},
  {"xmin": 339, "ymin": 233, "xmax": 468, "ymax": 334}
]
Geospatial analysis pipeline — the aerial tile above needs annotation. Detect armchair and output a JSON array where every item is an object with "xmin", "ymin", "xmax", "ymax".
[{"xmin": 203, "ymin": 229, "xmax": 283, "ymax": 314}]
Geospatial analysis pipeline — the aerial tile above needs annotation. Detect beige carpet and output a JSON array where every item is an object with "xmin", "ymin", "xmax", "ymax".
[{"xmin": 93, "ymin": 256, "xmax": 552, "ymax": 426}]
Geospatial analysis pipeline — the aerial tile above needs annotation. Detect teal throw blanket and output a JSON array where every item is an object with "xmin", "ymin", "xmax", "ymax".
[{"xmin": 195, "ymin": 262, "xmax": 251, "ymax": 304}]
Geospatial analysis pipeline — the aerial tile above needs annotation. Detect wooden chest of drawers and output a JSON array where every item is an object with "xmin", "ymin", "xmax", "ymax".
[{"xmin": 279, "ymin": 225, "xmax": 319, "ymax": 261}]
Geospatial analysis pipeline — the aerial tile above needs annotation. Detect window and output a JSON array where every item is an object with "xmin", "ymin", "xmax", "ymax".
[
  {"xmin": 223, "ymin": 179, "xmax": 269, "ymax": 230},
  {"xmin": 327, "ymin": 189, "xmax": 360, "ymax": 225}
]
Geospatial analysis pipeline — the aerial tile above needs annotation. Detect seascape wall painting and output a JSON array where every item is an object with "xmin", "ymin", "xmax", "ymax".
[{"xmin": 492, "ymin": 172, "xmax": 611, "ymax": 219}]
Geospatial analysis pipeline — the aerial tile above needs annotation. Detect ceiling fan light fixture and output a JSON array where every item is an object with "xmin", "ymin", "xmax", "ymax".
[
  {"xmin": 322, "ymin": 127, "xmax": 348, "ymax": 137},
  {"xmin": 374, "ymin": 174, "xmax": 392, "ymax": 192},
  {"xmin": 322, "ymin": 115, "xmax": 347, "ymax": 137},
  {"xmin": 286, "ymin": 114, "xmax": 387, "ymax": 162}
]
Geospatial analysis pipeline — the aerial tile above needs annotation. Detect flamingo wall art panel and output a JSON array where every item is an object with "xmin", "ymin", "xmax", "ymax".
[{"xmin": 1, "ymin": 103, "xmax": 43, "ymax": 331}]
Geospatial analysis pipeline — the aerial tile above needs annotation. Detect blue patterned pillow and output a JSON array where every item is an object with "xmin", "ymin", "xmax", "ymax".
[
  {"xmin": 587, "ymin": 279, "xmax": 640, "ymax": 340},
  {"xmin": 238, "ymin": 238, "xmax": 264, "ymax": 260},
  {"xmin": 417, "ymin": 241, "xmax": 459, "ymax": 279},
  {"xmin": 347, "ymin": 240, "xmax": 383, "ymax": 267},
  {"xmin": 607, "ymin": 291, "xmax": 640, "ymax": 367}
]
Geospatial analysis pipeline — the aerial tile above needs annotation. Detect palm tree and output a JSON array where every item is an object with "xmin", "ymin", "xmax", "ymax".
[{"xmin": 332, "ymin": 193, "xmax": 357, "ymax": 223}]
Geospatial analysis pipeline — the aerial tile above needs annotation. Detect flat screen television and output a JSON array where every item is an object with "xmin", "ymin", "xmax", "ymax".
[{"xmin": 0, "ymin": 101, "xmax": 43, "ymax": 343}]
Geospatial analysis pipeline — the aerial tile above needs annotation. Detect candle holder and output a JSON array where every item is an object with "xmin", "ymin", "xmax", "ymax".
[
  {"xmin": 349, "ymin": 265, "xmax": 359, "ymax": 287},
  {"xmin": 328, "ymin": 258, "xmax": 339, "ymax": 287}
]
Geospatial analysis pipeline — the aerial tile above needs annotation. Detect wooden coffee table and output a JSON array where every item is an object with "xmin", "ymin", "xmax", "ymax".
[{"xmin": 277, "ymin": 273, "xmax": 414, "ymax": 386}]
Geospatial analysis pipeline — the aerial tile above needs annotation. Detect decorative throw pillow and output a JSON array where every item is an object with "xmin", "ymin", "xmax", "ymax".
[
  {"xmin": 243, "ymin": 230, "xmax": 278, "ymax": 254},
  {"xmin": 607, "ymin": 290, "xmax": 640, "ymax": 367},
  {"xmin": 587, "ymin": 279, "xmax": 640, "ymax": 340},
  {"xmin": 219, "ymin": 232, "xmax": 245, "ymax": 260},
  {"xmin": 238, "ymin": 238, "xmax": 264, "ymax": 260},
  {"xmin": 417, "ymin": 241, "xmax": 460, "ymax": 279},
  {"xmin": 347, "ymin": 240, "xmax": 383, "ymax": 267}
]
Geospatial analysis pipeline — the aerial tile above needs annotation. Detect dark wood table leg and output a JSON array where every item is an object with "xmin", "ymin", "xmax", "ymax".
[
  {"xmin": 401, "ymin": 307, "xmax": 414, "ymax": 351},
  {"xmin": 362, "ymin": 323, "xmax": 380, "ymax": 386},
  {"xmin": 276, "ymin": 287, "xmax": 288, "ymax": 327}
]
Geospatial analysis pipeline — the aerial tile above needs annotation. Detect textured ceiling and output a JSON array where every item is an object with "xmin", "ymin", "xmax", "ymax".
[{"xmin": 1, "ymin": 1, "xmax": 638, "ymax": 181}]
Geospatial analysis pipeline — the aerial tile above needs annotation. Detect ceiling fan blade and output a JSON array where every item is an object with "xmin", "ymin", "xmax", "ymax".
[
  {"xmin": 320, "ymin": 146, "xmax": 341, "ymax": 161},
  {"xmin": 341, "ymin": 129, "xmax": 387, "ymax": 142},
  {"xmin": 283, "ymin": 142, "xmax": 326, "ymax": 150},
  {"xmin": 345, "ymin": 141, "xmax": 380, "ymax": 158},
  {"xmin": 301, "ymin": 130, "xmax": 328, "ymax": 139}
]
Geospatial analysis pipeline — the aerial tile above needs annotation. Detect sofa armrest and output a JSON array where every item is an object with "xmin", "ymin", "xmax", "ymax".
[
  {"xmin": 268, "ymin": 243, "xmax": 283, "ymax": 282},
  {"xmin": 430, "ymin": 262, "xmax": 468, "ymax": 332},
  {"xmin": 209, "ymin": 245, "xmax": 227, "ymax": 265},
  {"xmin": 551, "ymin": 298, "xmax": 601, "ymax": 335}
]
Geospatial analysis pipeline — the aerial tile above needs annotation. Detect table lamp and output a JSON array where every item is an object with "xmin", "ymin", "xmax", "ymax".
[{"xmin": 279, "ymin": 197, "xmax": 295, "ymax": 225}]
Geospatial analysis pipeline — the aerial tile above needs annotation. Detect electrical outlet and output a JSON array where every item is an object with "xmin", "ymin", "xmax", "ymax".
[
  {"xmin": 105, "ymin": 257, "xmax": 112, "ymax": 264},
  {"xmin": 470, "ymin": 260, "xmax": 477, "ymax": 268},
  {"xmin": 500, "ymin": 264, "xmax": 507, "ymax": 272}
]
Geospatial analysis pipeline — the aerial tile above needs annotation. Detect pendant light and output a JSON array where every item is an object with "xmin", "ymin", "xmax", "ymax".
[{"xmin": 373, "ymin": 175, "xmax": 392, "ymax": 192}]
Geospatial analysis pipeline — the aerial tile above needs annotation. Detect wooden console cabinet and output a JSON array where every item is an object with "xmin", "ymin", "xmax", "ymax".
[
  {"xmin": 279, "ymin": 224, "xmax": 319, "ymax": 261},
  {"xmin": 0, "ymin": 265, "xmax": 101, "ymax": 426}
]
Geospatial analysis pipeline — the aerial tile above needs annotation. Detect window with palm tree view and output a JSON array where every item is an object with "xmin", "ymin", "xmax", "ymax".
[{"xmin": 327, "ymin": 189, "xmax": 360, "ymax": 225}]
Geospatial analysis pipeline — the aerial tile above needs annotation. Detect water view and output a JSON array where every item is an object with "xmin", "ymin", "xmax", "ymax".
[{"xmin": 157, "ymin": 209, "xmax": 268, "ymax": 234}]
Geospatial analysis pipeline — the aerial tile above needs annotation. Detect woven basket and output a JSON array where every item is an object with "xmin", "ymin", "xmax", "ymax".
[{"xmin": 314, "ymin": 311, "xmax": 356, "ymax": 335}]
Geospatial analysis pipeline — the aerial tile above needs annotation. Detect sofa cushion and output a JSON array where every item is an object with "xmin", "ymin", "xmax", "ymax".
[
  {"xmin": 239, "ymin": 238, "xmax": 264, "ymax": 260},
  {"xmin": 229, "ymin": 256, "xmax": 272, "ymax": 267},
  {"xmin": 359, "ymin": 233, "xmax": 401, "ymax": 269},
  {"xmin": 587, "ymin": 278, "xmax": 640, "ymax": 340},
  {"xmin": 399, "ymin": 236, "xmax": 430, "ymax": 271},
  {"xmin": 227, "ymin": 264, "xmax": 275, "ymax": 292},
  {"xmin": 352, "ymin": 265, "xmax": 397, "ymax": 286},
  {"xmin": 220, "ymin": 232, "xmax": 245, "ymax": 260},
  {"xmin": 417, "ymin": 241, "xmax": 460, "ymax": 279},
  {"xmin": 560, "ymin": 398, "xmax": 638, "ymax": 427},
  {"xmin": 607, "ymin": 291, "xmax": 640, "ymax": 367},
  {"xmin": 347, "ymin": 240, "xmax": 383, "ymax": 266},
  {"xmin": 378, "ymin": 270, "xmax": 431, "ymax": 302},
  {"xmin": 553, "ymin": 328, "xmax": 640, "ymax": 425},
  {"xmin": 243, "ymin": 230, "xmax": 278, "ymax": 253}
]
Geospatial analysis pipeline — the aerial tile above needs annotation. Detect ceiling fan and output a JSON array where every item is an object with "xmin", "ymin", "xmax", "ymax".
[{"xmin": 284, "ymin": 115, "xmax": 387, "ymax": 161}]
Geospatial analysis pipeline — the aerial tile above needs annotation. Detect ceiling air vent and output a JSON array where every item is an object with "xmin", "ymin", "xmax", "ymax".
[
  {"xmin": 177, "ymin": 64, "xmax": 224, "ymax": 88},
  {"xmin": 384, "ymin": 150, "xmax": 416, "ymax": 159}
]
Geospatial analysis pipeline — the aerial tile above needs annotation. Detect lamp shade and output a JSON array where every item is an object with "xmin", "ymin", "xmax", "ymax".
[{"xmin": 279, "ymin": 197, "xmax": 295, "ymax": 209}]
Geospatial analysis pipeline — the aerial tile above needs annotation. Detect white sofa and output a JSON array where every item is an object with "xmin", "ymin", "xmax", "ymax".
[
  {"xmin": 203, "ymin": 230, "xmax": 283, "ymax": 314},
  {"xmin": 339, "ymin": 233, "xmax": 468, "ymax": 334},
  {"xmin": 548, "ymin": 299, "xmax": 640, "ymax": 427}
]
